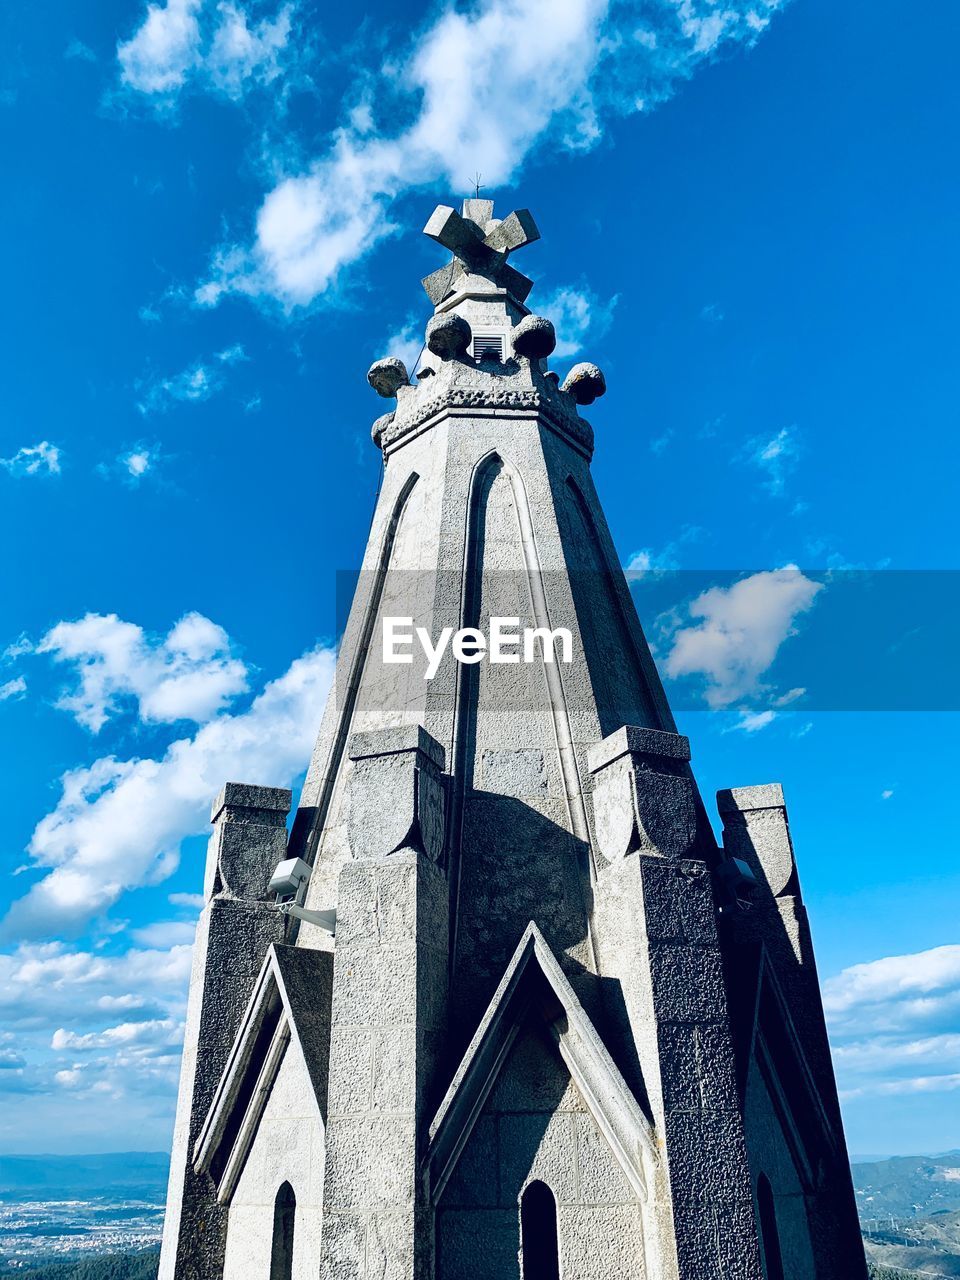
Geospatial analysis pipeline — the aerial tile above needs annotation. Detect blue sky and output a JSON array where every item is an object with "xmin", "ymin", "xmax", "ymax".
[{"xmin": 1, "ymin": 0, "xmax": 958, "ymax": 1158}]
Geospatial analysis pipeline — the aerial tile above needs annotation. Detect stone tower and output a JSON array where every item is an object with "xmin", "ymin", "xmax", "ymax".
[{"xmin": 159, "ymin": 200, "xmax": 867, "ymax": 1280}]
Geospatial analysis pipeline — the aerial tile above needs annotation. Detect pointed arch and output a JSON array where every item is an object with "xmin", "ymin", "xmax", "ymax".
[
  {"xmin": 520, "ymin": 1180, "xmax": 560, "ymax": 1280},
  {"xmin": 270, "ymin": 1181, "xmax": 296, "ymax": 1280},
  {"xmin": 447, "ymin": 449, "xmax": 596, "ymax": 987}
]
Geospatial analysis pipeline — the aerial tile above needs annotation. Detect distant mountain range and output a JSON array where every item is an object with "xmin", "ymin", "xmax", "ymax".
[
  {"xmin": 0, "ymin": 1154, "xmax": 169, "ymax": 1203},
  {"xmin": 852, "ymin": 1151, "xmax": 960, "ymax": 1222}
]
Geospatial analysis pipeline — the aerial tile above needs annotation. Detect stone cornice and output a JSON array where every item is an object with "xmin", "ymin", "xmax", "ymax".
[{"xmin": 379, "ymin": 367, "xmax": 595, "ymax": 459}]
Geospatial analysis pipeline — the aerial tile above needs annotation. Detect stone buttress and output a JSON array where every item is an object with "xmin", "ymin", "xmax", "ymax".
[{"xmin": 159, "ymin": 199, "xmax": 867, "ymax": 1280}]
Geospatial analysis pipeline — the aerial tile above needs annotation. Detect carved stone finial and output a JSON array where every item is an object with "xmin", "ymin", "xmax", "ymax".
[
  {"xmin": 562, "ymin": 362, "xmax": 606, "ymax": 405},
  {"xmin": 421, "ymin": 199, "xmax": 541, "ymax": 306},
  {"xmin": 367, "ymin": 357, "xmax": 409, "ymax": 398},
  {"xmin": 426, "ymin": 312, "xmax": 471, "ymax": 359},
  {"xmin": 512, "ymin": 314, "xmax": 556, "ymax": 360}
]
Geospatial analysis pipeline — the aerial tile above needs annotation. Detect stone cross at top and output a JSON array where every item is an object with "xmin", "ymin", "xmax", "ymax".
[{"xmin": 421, "ymin": 199, "xmax": 541, "ymax": 307}]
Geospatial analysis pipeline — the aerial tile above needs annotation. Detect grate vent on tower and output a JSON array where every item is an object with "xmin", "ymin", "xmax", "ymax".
[{"xmin": 472, "ymin": 333, "xmax": 504, "ymax": 363}]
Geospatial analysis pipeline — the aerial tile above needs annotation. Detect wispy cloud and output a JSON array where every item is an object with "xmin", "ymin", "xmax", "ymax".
[
  {"xmin": 122, "ymin": 445, "xmax": 156, "ymax": 480},
  {"xmin": 744, "ymin": 424, "xmax": 800, "ymax": 496},
  {"xmin": 36, "ymin": 611, "xmax": 249, "ymax": 733},
  {"xmin": 0, "ymin": 676, "xmax": 27, "ymax": 703},
  {"xmin": 1, "ymin": 640, "xmax": 334, "ymax": 939},
  {"xmin": 98, "ymin": 442, "xmax": 164, "ymax": 485},
  {"xmin": 117, "ymin": 0, "xmax": 295, "ymax": 103},
  {"xmin": 216, "ymin": 342, "xmax": 247, "ymax": 365},
  {"xmin": 138, "ymin": 361, "xmax": 221, "ymax": 414},
  {"xmin": 824, "ymin": 945, "xmax": 960, "ymax": 1100},
  {"xmin": 1, "ymin": 441, "xmax": 62, "ymax": 478},
  {"xmin": 0, "ymin": 937, "xmax": 192, "ymax": 1118},
  {"xmin": 129, "ymin": 920, "xmax": 198, "ymax": 948},
  {"xmin": 65, "ymin": 39, "xmax": 97, "ymax": 63},
  {"xmin": 168, "ymin": 891, "xmax": 204, "ymax": 910},
  {"xmin": 195, "ymin": 0, "xmax": 787, "ymax": 308},
  {"xmin": 0, "ymin": 941, "xmax": 191, "ymax": 1032},
  {"xmin": 625, "ymin": 524, "xmax": 703, "ymax": 575},
  {"xmin": 0, "ymin": 939, "xmax": 191, "ymax": 1116},
  {"xmin": 731, "ymin": 707, "xmax": 776, "ymax": 733},
  {"xmin": 660, "ymin": 566, "xmax": 822, "ymax": 710},
  {"xmin": 383, "ymin": 319, "xmax": 424, "ymax": 375},
  {"xmin": 538, "ymin": 285, "xmax": 617, "ymax": 359}
]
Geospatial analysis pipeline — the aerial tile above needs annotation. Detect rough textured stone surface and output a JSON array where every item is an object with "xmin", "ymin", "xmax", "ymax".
[
  {"xmin": 372, "ymin": 411, "xmax": 394, "ymax": 446},
  {"xmin": 589, "ymin": 725, "xmax": 696, "ymax": 862},
  {"xmin": 561, "ymin": 361, "xmax": 606, "ymax": 405},
  {"xmin": 426, "ymin": 313, "xmax": 471, "ymax": 359},
  {"xmin": 159, "ymin": 786, "xmax": 291, "ymax": 1280},
  {"xmin": 718, "ymin": 784, "xmax": 867, "ymax": 1279},
  {"xmin": 368, "ymin": 357, "xmax": 409, "ymax": 398},
  {"xmin": 511, "ymin": 313, "xmax": 556, "ymax": 359}
]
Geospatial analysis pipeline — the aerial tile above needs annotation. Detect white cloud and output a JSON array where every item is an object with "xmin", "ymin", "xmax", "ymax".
[
  {"xmin": 96, "ymin": 442, "xmax": 165, "ymax": 485},
  {"xmin": 824, "ymin": 945, "xmax": 960, "ymax": 1102},
  {"xmin": 538, "ymin": 286, "xmax": 617, "ymax": 359},
  {"xmin": 732, "ymin": 708, "xmax": 776, "ymax": 733},
  {"xmin": 0, "ymin": 940, "xmax": 193, "ymax": 1030},
  {"xmin": 168, "ymin": 891, "xmax": 205, "ymax": 910},
  {"xmin": 37, "ymin": 611, "xmax": 249, "ymax": 733},
  {"xmin": 51, "ymin": 1018, "xmax": 182, "ymax": 1052},
  {"xmin": 197, "ymin": 0, "xmax": 786, "ymax": 308},
  {"xmin": 881, "ymin": 788, "xmax": 894, "ymax": 800},
  {"xmin": 118, "ymin": 0, "xmax": 293, "ymax": 102},
  {"xmin": 0, "ymin": 676, "xmax": 26, "ymax": 702},
  {"xmin": 824, "ymin": 944, "xmax": 960, "ymax": 1030},
  {"xmin": 1, "ymin": 643, "xmax": 334, "ymax": 939},
  {"xmin": 205, "ymin": 2, "xmax": 293, "ymax": 99},
  {"xmin": 138, "ymin": 361, "xmax": 221, "ymax": 413},
  {"xmin": 833, "ymin": 1033, "xmax": 960, "ymax": 1074},
  {"xmin": 118, "ymin": 0, "xmax": 203, "ymax": 94},
  {"xmin": 130, "ymin": 920, "xmax": 198, "ymax": 948},
  {"xmin": 626, "ymin": 524, "xmax": 703, "ymax": 575},
  {"xmin": 661, "ymin": 567, "xmax": 822, "ymax": 708},
  {"xmin": 0, "ymin": 938, "xmax": 192, "ymax": 1127},
  {"xmin": 1, "ymin": 441, "xmax": 62, "ymax": 477},
  {"xmin": 216, "ymin": 342, "xmax": 247, "ymax": 364},
  {"xmin": 383, "ymin": 319, "xmax": 424, "ymax": 375},
  {"xmin": 745, "ymin": 424, "xmax": 800, "ymax": 495},
  {"xmin": 125, "ymin": 449, "xmax": 152, "ymax": 478}
]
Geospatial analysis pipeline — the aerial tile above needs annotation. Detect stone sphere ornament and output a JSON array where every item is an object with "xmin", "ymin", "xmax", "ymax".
[
  {"xmin": 367, "ymin": 357, "xmax": 409, "ymax": 398},
  {"xmin": 426, "ymin": 312, "xmax": 471, "ymax": 359},
  {"xmin": 561, "ymin": 362, "xmax": 606, "ymax": 405},
  {"xmin": 512, "ymin": 314, "xmax": 556, "ymax": 360}
]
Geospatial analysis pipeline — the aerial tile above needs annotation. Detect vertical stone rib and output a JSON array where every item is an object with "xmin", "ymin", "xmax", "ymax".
[{"xmin": 291, "ymin": 470, "xmax": 420, "ymax": 865}]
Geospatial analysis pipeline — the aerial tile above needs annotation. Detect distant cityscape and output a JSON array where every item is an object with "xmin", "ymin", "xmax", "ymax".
[{"xmin": 1, "ymin": 1151, "xmax": 959, "ymax": 1277}]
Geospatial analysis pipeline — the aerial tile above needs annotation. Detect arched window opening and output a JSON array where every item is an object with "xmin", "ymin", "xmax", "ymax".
[
  {"xmin": 757, "ymin": 1173, "xmax": 785, "ymax": 1280},
  {"xmin": 270, "ymin": 1181, "xmax": 296, "ymax": 1280},
  {"xmin": 520, "ymin": 1179, "xmax": 560, "ymax": 1280}
]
